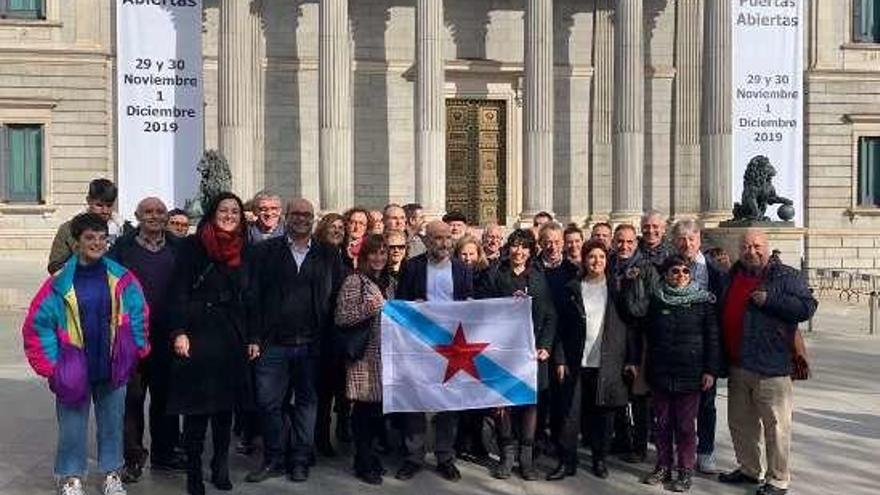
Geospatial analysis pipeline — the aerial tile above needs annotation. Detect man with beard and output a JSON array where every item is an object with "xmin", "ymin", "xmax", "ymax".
[{"xmin": 394, "ymin": 220, "xmax": 474, "ymax": 482}]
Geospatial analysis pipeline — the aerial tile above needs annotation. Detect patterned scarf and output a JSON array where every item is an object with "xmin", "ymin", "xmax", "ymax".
[
  {"xmin": 199, "ymin": 222, "xmax": 243, "ymax": 267},
  {"xmin": 654, "ymin": 280, "xmax": 715, "ymax": 307}
]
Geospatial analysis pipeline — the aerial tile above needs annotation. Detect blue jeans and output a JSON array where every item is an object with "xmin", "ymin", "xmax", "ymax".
[
  {"xmin": 255, "ymin": 344, "xmax": 319, "ymax": 468},
  {"xmin": 55, "ymin": 382, "xmax": 127, "ymax": 478}
]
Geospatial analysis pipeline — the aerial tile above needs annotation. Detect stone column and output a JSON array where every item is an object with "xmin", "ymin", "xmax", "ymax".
[
  {"xmin": 219, "ymin": 0, "xmax": 259, "ymax": 198},
  {"xmin": 611, "ymin": 0, "xmax": 644, "ymax": 224},
  {"xmin": 589, "ymin": 0, "xmax": 614, "ymax": 222},
  {"xmin": 319, "ymin": 0, "xmax": 353, "ymax": 212},
  {"xmin": 522, "ymin": 0, "xmax": 554, "ymax": 220},
  {"xmin": 252, "ymin": 3, "xmax": 266, "ymax": 192},
  {"xmin": 673, "ymin": 0, "xmax": 702, "ymax": 219},
  {"xmin": 415, "ymin": 0, "xmax": 445, "ymax": 217},
  {"xmin": 700, "ymin": 0, "xmax": 732, "ymax": 224}
]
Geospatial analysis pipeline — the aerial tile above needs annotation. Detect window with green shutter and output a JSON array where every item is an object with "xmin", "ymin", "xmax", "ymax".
[
  {"xmin": 0, "ymin": 0, "xmax": 44, "ymax": 19},
  {"xmin": 1, "ymin": 124, "xmax": 43, "ymax": 203},
  {"xmin": 854, "ymin": 0, "xmax": 880, "ymax": 43},
  {"xmin": 859, "ymin": 137, "xmax": 880, "ymax": 207}
]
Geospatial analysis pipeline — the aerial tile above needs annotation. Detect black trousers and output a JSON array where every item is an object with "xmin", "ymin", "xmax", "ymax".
[
  {"xmin": 351, "ymin": 401, "xmax": 384, "ymax": 472},
  {"xmin": 123, "ymin": 355, "xmax": 181, "ymax": 466},
  {"xmin": 183, "ymin": 412, "xmax": 233, "ymax": 470},
  {"xmin": 556, "ymin": 368, "xmax": 616, "ymax": 464}
]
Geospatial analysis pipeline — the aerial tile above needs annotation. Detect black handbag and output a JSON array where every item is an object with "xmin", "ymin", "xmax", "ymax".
[{"xmin": 336, "ymin": 275, "xmax": 374, "ymax": 361}]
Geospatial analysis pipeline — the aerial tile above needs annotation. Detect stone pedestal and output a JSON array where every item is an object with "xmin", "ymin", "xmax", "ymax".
[{"xmin": 703, "ymin": 225, "xmax": 806, "ymax": 268}]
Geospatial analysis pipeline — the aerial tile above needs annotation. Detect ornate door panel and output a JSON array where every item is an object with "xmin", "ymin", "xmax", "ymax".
[{"xmin": 445, "ymin": 99, "xmax": 506, "ymax": 225}]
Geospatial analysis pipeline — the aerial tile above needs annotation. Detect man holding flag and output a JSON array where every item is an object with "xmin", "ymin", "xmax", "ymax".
[{"xmin": 392, "ymin": 220, "xmax": 474, "ymax": 482}]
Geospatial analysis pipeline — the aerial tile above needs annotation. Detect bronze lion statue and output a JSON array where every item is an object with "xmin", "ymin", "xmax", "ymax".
[{"xmin": 732, "ymin": 155, "xmax": 792, "ymax": 222}]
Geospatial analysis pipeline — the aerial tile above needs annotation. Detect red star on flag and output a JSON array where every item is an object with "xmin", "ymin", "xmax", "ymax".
[{"xmin": 434, "ymin": 323, "xmax": 490, "ymax": 383}]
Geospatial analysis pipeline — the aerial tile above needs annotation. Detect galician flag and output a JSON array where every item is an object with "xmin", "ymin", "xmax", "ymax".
[{"xmin": 381, "ymin": 297, "xmax": 537, "ymax": 413}]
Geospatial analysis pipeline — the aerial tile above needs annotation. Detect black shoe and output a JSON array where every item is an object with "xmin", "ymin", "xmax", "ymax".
[
  {"xmin": 592, "ymin": 459, "xmax": 609, "ymax": 479},
  {"xmin": 719, "ymin": 469, "xmax": 762, "ymax": 485},
  {"xmin": 355, "ymin": 468, "xmax": 383, "ymax": 485},
  {"xmin": 622, "ymin": 450, "xmax": 646, "ymax": 464},
  {"xmin": 492, "ymin": 444, "xmax": 516, "ymax": 480},
  {"xmin": 642, "ymin": 466, "xmax": 671, "ymax": 485},
  {"xmin": 151, "ymin": 453, "xmax": 187, "ymax": 472},
  {"xmin": 210, "ymin": 471, "xmax": 233, "ymax": 491},
  {"xmin": 518, "ymin": 444, "xmax": 538, "ymax": 481},
  {"xmin": 288, "ymin": 464, "xmax": 309, "ymax": 482},
  {"xmin": 671, "ymin": 469, "xmax": 693, "ymax": 492},
  {"xmin": 546, "ymin": 462, "xmax": 577, "ymax": 481},
  {"xmin": 756, "ymin": 484, "xmax": 788, "ymax": 495},
  {"xmin": 120, "ymin": 463, "xmax": 143, "ymax": 483},
  {"xmin": 186, "ymin": 464, "xmax": 205, "ymax": 495},
  {"xmin": 436, "ymin": 460, "xmax": 461, "ymax": 482},
  {"xmin": 245, "ymin": 464, "xmax": 285, "ymax": 483},
  {"xmin": 395, "ymin": 461, "xmax": 422, "ymax": 481}
]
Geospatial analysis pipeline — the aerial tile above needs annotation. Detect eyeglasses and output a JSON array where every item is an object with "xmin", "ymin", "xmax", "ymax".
[
  {"xmin": 669, "ymin": 267, "xmax": 691, "ymax": 276},
  {"xmin": 388, "ymin": 245, "xmax": 406, "ymax": 250}
]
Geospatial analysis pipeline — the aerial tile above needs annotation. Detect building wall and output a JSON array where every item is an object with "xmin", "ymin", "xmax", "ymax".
[
  {"xmin": 805, "ymin": 0, "xmax": 880, "ymax": 271},
  {"xmin": 0, "ymin": 0, "xmax": 112, "ymax": 257}
]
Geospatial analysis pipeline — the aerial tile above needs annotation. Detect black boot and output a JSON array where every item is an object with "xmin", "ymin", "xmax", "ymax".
[
  {"xmin": 186, "ymin": 453, "xmax": 205, "ymax": 495},
  {"xmin": 519, "ymin": 442, "xmax": 539, "ymax": 481},
  {"xmin": 210, "ymin": 452, "xmax": 232, "ymax": 491},
  {"xmin": 493, "ymin": 443, "xmax": 516, "ymax": 479}
]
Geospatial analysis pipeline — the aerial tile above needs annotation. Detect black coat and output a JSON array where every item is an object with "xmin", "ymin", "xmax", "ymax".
[
  {"xmin": 480, "ymin": 260, "xmax": 557, "ymax": 390},
  {"xmin": 553, "ymin": 278, "xmax": 637, "ymax": 407},
  {"xmin": 167, "ymin": 235, "xmax": 256, "ymax": 415},
  {"xmin": 395, "ymin": 254, "xmax": 474, "ymax": 301},
  {"xmin": 636, "ymin": 294, "xmax": 721, "ymax": 394},
  {"xmin": 250, "ymin": 237, "xmax": 346, "ymax": 347}
]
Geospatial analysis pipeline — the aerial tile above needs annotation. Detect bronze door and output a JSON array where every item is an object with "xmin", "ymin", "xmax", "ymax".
[{"xmin": 446, "ymin": 99, "xmax": 507, "ymax": 225}]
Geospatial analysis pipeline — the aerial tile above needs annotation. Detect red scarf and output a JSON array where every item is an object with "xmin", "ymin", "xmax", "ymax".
[{"xmin": 199, "ymin": 222, "xmax": 243, "ymax": 267}]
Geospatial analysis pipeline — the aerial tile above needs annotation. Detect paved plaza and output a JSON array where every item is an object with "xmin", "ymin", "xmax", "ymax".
[{"xmin": 0, "ymin": 259, "xmax": 878, "ymax": 495}]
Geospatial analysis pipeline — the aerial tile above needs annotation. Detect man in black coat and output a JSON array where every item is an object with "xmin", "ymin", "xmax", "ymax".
[
  {"xmin": 394, "ymin": 220, "xmax": 474, "ymax": 483},
  {"xmin": 107, "ymin": 197, "xmax": 186, "ymax": 482},
  {"xmin": 246, "ymin": 198, "xmax": 345, "ymax": 483}
]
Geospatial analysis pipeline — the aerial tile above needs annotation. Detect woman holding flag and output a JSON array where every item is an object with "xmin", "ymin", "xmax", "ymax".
[
  {"xmin": 479, "ymin": 228, "xmax": 557, "ymax": 481},
  {"xmin": 335, "ymin": 234, "xmax": 396, "ymax": 485}
]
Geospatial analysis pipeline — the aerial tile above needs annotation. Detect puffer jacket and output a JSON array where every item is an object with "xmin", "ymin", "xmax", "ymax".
[
  {"xmin": 22, "ymin": 256, "xmax": 150, "ymax": 405},
  {"xmin": 719, "ymin": 261, "xmax": 817, "ymax": 377}
]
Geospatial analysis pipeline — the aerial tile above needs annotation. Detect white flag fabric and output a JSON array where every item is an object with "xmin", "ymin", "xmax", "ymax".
[{"xmin": 381, "ymin": 297, "xmax": 537, "ymax": 413}]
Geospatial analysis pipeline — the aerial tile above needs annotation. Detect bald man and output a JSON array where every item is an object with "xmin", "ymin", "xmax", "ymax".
[
  {"xmin": 107, "ymin": 197, "xmax": 186, "ymax": 479},
  {"xmin": 247, "ymin": 197, "xmax": 346, "ymax": 483},
  {"xmin": 394, "ymin": 219, "xmax": 475, "ymax": 482},
  {"xmin": 718, "ymin": 229, "xmax": 816, "ymax": 495}
]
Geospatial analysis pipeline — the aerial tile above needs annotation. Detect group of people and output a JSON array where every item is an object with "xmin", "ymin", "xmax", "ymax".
[{"xmin": 23, "ymin": 178, "xmax": 816, "ymax": 495}]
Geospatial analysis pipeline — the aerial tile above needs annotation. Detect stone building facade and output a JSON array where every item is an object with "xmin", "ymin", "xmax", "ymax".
[{"xmin": 0, "ymin": 0, "xmax": 878, "ymax": 272}]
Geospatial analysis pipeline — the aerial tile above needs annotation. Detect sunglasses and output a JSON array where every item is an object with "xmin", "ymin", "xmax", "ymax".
[
  {"xmin": 668, "ymin": 267, "xmax": 691, "ymax": 276},
  {"xmin": 388, "ymin": 245, "xmax": 406, "ymax": 250}
]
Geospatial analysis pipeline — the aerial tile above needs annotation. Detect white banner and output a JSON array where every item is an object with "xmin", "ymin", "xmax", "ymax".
[
  {"xmin": 116, "ymin": 0, "xmax": 203, "ymax": 221},
  {"xmin": 732, "ymin": 0, "xmax": 804, "ymax": 224}
]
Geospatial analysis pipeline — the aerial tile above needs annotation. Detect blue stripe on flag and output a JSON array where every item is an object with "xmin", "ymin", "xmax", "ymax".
[
  {"xmin": 382, "ymin": 300, "xmax": 453, "ymax": 346},
  {"xmin": 474, "ymin": 355, "xmax": 536, "ymax": 405},
  {"xmin": 382, "ymin": 300, "xmax": 536, "ymax": 405}
]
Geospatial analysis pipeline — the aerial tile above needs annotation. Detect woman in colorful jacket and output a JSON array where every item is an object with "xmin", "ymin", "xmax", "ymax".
[{"xmin": 23, "ymin": 212, "xmax": 150, "ymax": 495}]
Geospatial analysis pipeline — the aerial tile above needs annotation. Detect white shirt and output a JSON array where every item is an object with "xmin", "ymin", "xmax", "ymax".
[
  {"xmin": 288, "ymin": 237, "xmax": 312, "ymax": 273},
  {"xmin": 581, "ymin": 278, "xmax": 608, "ymax": 368},
  {"xmin": 426, "ymin": 258, "xmax": 454, "ymax": 301}
]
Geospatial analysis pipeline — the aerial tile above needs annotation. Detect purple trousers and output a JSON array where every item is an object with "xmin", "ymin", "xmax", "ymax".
[{"xmin": 652, "ymin": 390, "xmax": 700, "ymax": 470}]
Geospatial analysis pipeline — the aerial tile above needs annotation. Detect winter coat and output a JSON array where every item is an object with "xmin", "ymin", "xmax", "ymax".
[
  {"xmin": 22, "ymin": 256, "xmax": 150, "ymax": 406},
  {"xmin": 335, "ymin": 273, "xmax": 395, "ymax": 403},
  {"xmin": 718, "ymin": 261, "xmax": 817, "ymax": 377},
  {"xmin": 479, "ymin": 260, "xmax": 557, "ymax": 391},
  {"xmin": 553, "ymin": 277, "xmax": 637, "ymax": 407},
  {"xmin": 166, "ymin": 235, "xmax": 256, "ymax": 415},
  {"xmin": 630, "ymin": 290, "xmax": 721, "ymax": 394}
]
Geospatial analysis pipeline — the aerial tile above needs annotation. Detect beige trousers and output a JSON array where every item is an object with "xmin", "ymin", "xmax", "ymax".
[{"xmin": 727, "ymin": 366, "xmax": 794, "ymax": 489}]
